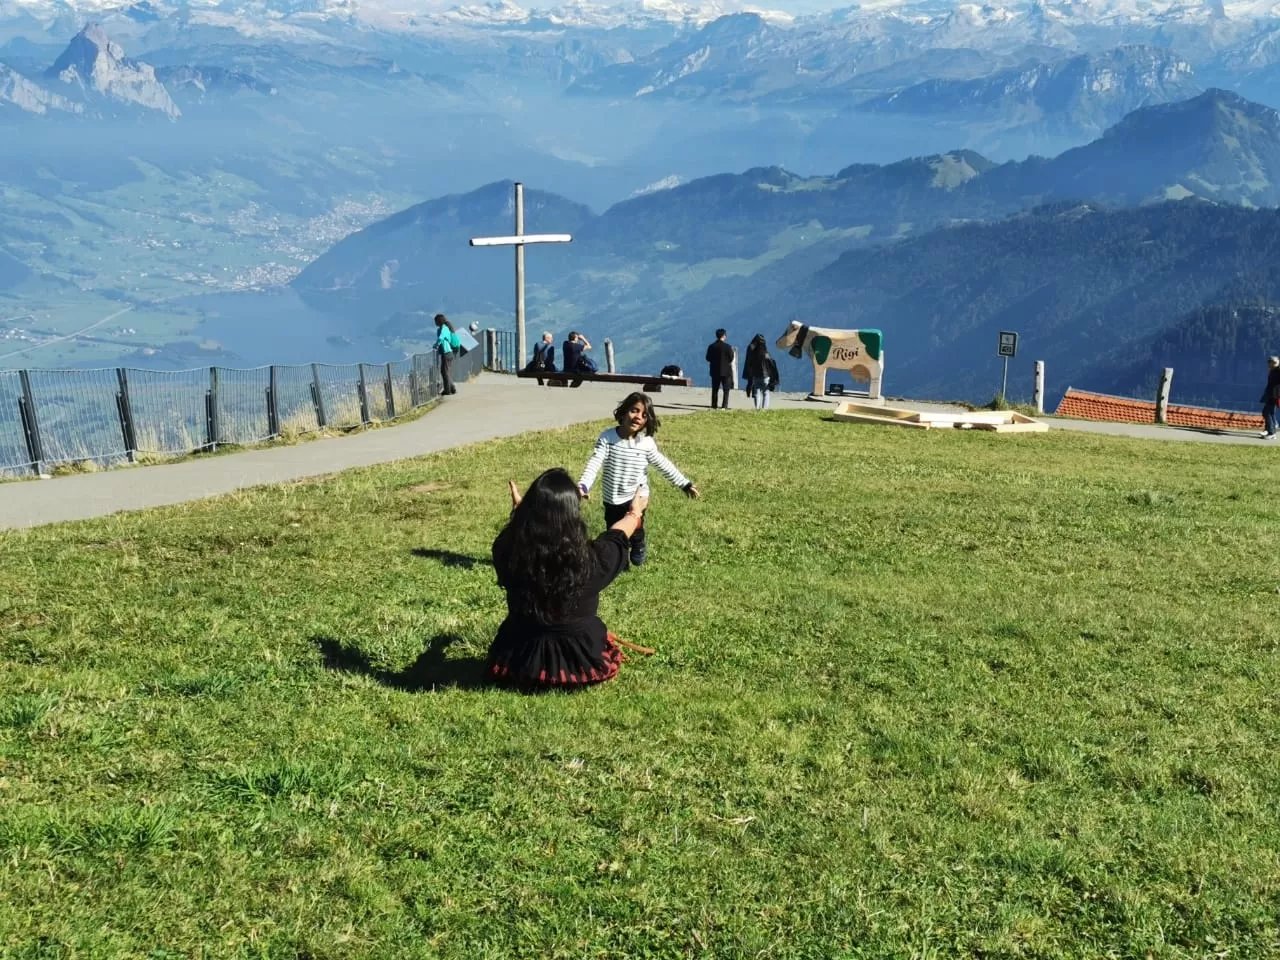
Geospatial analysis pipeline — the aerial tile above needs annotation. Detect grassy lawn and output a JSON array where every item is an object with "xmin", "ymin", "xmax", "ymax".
[{"xmin": 2, "ymin": 413, "xmax": 1279, "ymax": 957}]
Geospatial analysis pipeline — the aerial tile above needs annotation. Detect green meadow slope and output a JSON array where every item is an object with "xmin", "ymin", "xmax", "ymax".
[{"xmin": 1, "ymin": 413, "xmax": 1278, "ymax": 957}]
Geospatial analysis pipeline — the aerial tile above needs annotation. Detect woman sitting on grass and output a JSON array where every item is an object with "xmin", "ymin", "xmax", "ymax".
[{"xmin": 487, "ymin": 468, "xmax": 648, "ymax": 689}]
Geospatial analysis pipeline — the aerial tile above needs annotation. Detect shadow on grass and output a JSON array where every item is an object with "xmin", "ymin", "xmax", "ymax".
[
  {"xmin": 654, "ymin": 399, "xmax": 713, "ymax": 412},
  {"xmin": 411, "ymin": 548, "xmax": 492, "ymax": 570},
  {"xmin": 313, "ymin": 634, "xmax": 489, "ymax": 692},
  {"xmin": 1167, "ymin": 425, "xmax": 1266, "ymax": 439}
]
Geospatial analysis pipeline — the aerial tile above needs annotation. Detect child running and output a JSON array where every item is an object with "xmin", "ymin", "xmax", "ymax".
[{"xmin": 578, "ymin": 392, "xmax": 699, "ymax": 566}]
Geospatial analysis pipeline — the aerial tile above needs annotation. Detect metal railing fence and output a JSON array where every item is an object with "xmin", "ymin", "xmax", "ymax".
[
  {"xmin": 483, "ymin": 329, "xmax": 520, "ymax": 373},
  {"xmin": 1, "ymin": 339, "xmax": 495, "ymax": 478}
]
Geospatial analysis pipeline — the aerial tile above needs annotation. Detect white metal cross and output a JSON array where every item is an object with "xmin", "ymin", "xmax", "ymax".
[{"xmin": 469, "ymin": 181, "xmax": 573, "ymax": 369}]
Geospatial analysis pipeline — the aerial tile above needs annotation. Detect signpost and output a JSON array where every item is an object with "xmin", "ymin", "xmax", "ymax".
[
  {"xmin": 469, "ymin": 182, "xmax": 573, "ymax": 370},
  {"xmin": 997, "ymin": 330, "xmax": 1018, "ymax": 400}
]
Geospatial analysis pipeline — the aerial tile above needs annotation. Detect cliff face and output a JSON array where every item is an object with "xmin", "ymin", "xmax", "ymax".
[{"xmin": 46, "ymin": 23, "xmax": 180, "ymax": 118}]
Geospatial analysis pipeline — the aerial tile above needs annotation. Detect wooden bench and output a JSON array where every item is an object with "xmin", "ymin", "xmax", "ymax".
[{"xmin": 517, "ymin": 370, "xmax": 693, "ymax": 392}]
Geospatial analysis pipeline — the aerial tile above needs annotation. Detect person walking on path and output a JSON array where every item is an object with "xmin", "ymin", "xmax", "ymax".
[
  {"xmin": 488, "ymin": 468, "xmax": 650, "ymax": 689},
  {"xmin": 435, "ymin": 313, "xmax": 460, "ymax": 395},
  {"xmin": 706, "ymin": 329, "xmax": 735, "ymax": 409},
  {"xmin": 742, "ymin": 333, "xmax": 780, "ymax": 410},
  {"xmin": 578, "ymin": 392, "xmax": 699, "ymax": 567},
  {"xmin": 1261, "ymin": 355, "xmax": 1280, "ymax": 439}
]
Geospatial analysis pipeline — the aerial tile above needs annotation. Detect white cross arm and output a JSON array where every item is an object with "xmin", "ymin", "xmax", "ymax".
[{"xmin": 469, "ymin": 234, "xmax": 573, "ymax": 247}]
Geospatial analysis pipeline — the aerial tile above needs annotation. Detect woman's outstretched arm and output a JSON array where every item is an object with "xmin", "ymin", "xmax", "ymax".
[{"xmin": 608, "ymin": 492, "xmax": 648, "ymax": 538}]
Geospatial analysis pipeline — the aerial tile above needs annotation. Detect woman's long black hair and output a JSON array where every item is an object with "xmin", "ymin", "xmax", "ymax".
[
  {"xmin": 434, "ymin": 313, "xmax": 456, "ymax": 332},
  {"xmin": 498, "ymin": 468, "xmax": 594, "ymax": 624}
]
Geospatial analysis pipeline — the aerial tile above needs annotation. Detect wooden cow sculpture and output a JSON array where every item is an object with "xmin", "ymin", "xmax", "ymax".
[{"xmin": 776, "ymin": 322, "xmax": 884, "ymax": 400}]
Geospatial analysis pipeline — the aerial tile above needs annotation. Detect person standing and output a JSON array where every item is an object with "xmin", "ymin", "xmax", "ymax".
[
  {"xmin": 435, "ymin": 313, "xmax": 459, "ymax": 395},
  {"xmin": 706, "ymin": 328, "xmax": 735, "ymax": 409},
  {"xmin": 742, "ymin": 333, "xmax": 780, "ymax": 409},
  {"xmin": 577, "ymin": 392, "xmax": 699, "ymax": 567},
  {"xmin": 1260, "ymin": 355, "xmax": 1280, "ymax": 439}
]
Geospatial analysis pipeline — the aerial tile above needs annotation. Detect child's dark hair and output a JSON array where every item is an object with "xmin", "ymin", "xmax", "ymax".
[{"xmin": 614, "ymin": 391, "xmax": 660, "ymax": 436}]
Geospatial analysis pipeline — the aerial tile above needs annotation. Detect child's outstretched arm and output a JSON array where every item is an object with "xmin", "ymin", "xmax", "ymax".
[
  {"xmin": 578, "ymin": 433, "xmax": 610, "ymax": 499},
  {"xmin": 645, "ymin": 442, "xmax": 699, "ymax": 498}
]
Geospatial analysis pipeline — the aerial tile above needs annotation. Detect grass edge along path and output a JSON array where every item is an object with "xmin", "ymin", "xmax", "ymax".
[{"xmin": 2, "ymin": 411, "xmax": 1279, "ymax": 958}]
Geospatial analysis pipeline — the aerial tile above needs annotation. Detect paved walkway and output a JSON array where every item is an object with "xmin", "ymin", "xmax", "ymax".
[{"xmin": 0, "ymin": 375, "xmax": 1272, "ymax": 530}]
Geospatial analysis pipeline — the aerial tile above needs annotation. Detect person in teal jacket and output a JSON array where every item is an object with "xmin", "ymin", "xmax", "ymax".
[{"xmin": 434, "ymin": 313, "xmax": 460, "ymax": 395}]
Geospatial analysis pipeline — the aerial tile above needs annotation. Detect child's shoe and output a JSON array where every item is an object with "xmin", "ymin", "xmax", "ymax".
[{"xmin": 630, "ymin": 544, "xmax": 647, "ymax": 567}]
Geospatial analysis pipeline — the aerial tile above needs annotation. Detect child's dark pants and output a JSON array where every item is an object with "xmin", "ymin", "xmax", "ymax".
[{"xmin": 604, "ymin": 499, "xmax": 647, "ymax": 564}]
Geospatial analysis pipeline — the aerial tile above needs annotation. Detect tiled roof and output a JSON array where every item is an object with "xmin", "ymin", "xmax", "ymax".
[
  {"xmin": 1166, "ymin": 403, "xmax": 1266, "ymax": 432},
  {"xmin": 1055, "ymin": 389, "xmax": 1156, "ymax": 425},
  {"xmin": 1055, "ymin": 389, "xmax": 1265, "ymax": 431}
]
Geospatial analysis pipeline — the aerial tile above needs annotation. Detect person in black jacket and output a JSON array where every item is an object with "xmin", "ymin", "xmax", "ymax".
[
  {"xmin": 488, "ymin": 468, "xmax": 647, "ymax": 689},
  {"xmin": 706, "ymin": 329, "xmax": 735, "ymax": 409},
  {"xmin": 1261, "ymin": 355, "xmax": 1280, "ymax": 439},
  {"xmin": 742, "ymin": 333, "xmax": 780, "ymax": 410}
]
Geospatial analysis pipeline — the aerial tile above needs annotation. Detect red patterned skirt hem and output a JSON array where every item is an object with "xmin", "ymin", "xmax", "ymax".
[{"xmin": 488, "ymin": 633, "xmax": 623, "ymax": 689}]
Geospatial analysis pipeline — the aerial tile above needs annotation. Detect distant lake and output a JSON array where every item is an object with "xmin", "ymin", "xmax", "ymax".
[{"xmin": 173, "ymin": 288, "xmax": 401, "ymax": 368}]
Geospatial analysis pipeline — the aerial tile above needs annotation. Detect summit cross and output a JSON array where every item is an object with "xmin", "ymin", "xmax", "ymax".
[{"xmin": 469, "ymin": 182, "xmax": 573, "ymax": 369}]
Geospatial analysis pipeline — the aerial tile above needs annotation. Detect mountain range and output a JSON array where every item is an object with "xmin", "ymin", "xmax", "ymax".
[
  {"xmin": 7, "ymin": 0, "xmax": 1280, "ymax": 112},
  {"xmin": 296, "ymin": 87, "xmax": 1280, "ymax": 292},
  {"xmin": 867, "ymin": 46, "xmax": 1201, "ymax": 138},
  {"xmin": 11, "ymin": 0, "xmax": 1280, "ymax": 395},
  {"xmin": 734, "ymin": 200, "xmax": 1280, "ymax": 402},
  {"xmin": 45, "ymin": 21, "xmax": 178, "ymax": 115},
  {"xmin": 289, "ymin": 87, "xmax": 1280, "ymax": 403}
]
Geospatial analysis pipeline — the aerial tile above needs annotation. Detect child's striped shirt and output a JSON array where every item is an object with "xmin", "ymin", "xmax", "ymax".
[{"xmin": 579, "ymin": 429, "xmax": 691, "ymax": 505}]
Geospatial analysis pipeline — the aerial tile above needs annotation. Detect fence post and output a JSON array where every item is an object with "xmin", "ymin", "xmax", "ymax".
[
  {"xmin": 1155, "ymin": 367, "xmax": 1173, "ymax": 425},
  {"xmin": 1033, "ymin": 360, "xmax": 1045, "ymax": 415},
  {"xmin": 115, "ymin": 367, "xmax": 138, "ymax": 462},
  {"xmin": 385, "ymin": 362, "xmax": 396, "ymax": 419},
  {"xmin": 206, "ymin": 366, "xmax": 220, "ymax": 451},
  {"xmin": 310, "ymin": 362, "xmax": 327, "ymax": 428},
  {"xmin": 604, "ymin": 339, "xmax": 616, "ymax": 374},
  {"xmin": 485, "ymin": 329, "xmax": 498, "ymax": 371},
  {"xmin": 408, "ymin": 355, "xmax": 421, "ymax": 408},
  {"xmin": 357, "ymin": 365, "xmax": 371, "ymax": 425},
  {"xmin": 266, "ymin": 364, "xmax": 280, "ymax": 439},
  {"xmin": 17, "ymin": 370, "xmax": 44, "ymax": 476}
]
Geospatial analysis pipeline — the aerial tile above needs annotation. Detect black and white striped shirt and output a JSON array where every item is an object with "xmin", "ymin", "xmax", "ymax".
[{"xmin": 579, "ymin": 429, "xmax": 691, "ymax": 505}]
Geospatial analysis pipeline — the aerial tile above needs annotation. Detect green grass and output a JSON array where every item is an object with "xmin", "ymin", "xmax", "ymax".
[
  {"xmin": 2, "ymin": 413, "xmax": 1279, "ymax": 957},
  {"xmin": 651, "ymin": 222, "xmax": 874, "ymax": 301}
]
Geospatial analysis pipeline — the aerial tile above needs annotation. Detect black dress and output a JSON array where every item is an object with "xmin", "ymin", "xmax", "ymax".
[{"xmin": 487, "ymin": 529, "xmax": 630, "ymax": 688}]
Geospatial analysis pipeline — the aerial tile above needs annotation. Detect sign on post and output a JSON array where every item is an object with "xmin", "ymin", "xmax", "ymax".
[{"xmin": 997, "ymin": 331, "xmax": 1018, "ymax": 401}]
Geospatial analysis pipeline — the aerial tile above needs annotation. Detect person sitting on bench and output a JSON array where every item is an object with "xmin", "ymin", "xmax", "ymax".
[
  {"xmin": 526, "ymin": 331, "xmax": 557, "ymax": 372},
  {"xmin": 563, "ymin": 331, "xmax": 598, "ymax": 374}
]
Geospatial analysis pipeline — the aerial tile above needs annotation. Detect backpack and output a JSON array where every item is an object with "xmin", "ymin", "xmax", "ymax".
[{"xmin": 448, "ymin": 329, "xmax": 461, "ymax": 351}]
